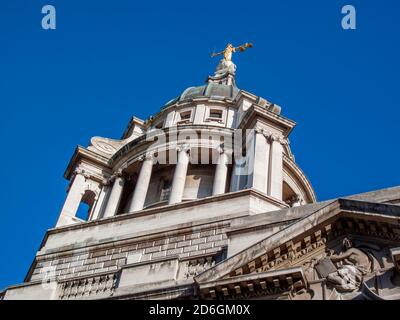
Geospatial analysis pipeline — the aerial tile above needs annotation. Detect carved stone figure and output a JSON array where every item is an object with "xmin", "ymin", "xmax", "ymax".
[
  {"xmin": 326, "ymin": 238, "xmax": 371, "ymax": 292},
  {"xmin": 303, "ymin": 258, "xmax": 318, "ymax": 281}
]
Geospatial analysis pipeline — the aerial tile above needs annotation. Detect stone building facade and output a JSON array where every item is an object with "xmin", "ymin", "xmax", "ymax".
[{"xmin": 2, "ymin": 50, "xmax": 400, "ymax": 300}]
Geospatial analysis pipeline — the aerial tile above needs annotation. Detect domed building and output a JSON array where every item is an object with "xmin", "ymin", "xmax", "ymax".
[{"xmin": 3, "ymin": 45, "xmax": 400, "ymax": 300}]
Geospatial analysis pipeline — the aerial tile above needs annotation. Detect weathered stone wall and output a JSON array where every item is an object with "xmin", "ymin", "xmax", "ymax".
[{"xmin": 29, "ymin": 226, "xmax": 228, "ymax": 282}]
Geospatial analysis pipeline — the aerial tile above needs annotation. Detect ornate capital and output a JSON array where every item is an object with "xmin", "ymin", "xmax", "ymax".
[
  {"xmin": 177, "ymin": 143, "xmax": 191, "ymax": 154},
  {"xmin": 101, "ymin": 177, "xmax": 111, "ymax": 187},
  {"xmin": 114, "ymin": 168, "xmax": 124, "ymax": 178},
  {"xmin": 73, "ymin": 168, "xmax": 91, "ymax": 180},
  {"xmin": 279, "ymin": 138, "xmax": 289, "ymax": 146},
  {"xmin": 268, "ymin": 134, "xmax": 281, "ymax": 143},
  {"xmin": 255, "ymin": 128, "xmax": 287, "ymax": 145},
  {"xmin": 216, "ymin": 145, "xmax": 233, "ymax": 157},
  {"xmin": 109, "ymin": 169, "xmax": 125, "ymax": 183},
  {"xmin": 138, "ymin": 151, "xmax": 154, "ymax": 162},
  {"xmin": 216, "ymin": 145, "xmax": 224, "ymax": 155}
]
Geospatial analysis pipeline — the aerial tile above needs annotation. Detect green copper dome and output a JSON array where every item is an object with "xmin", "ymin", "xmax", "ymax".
[{"xmin": 162, "ymin": 82, "xmax": 240, "ymax": 109}]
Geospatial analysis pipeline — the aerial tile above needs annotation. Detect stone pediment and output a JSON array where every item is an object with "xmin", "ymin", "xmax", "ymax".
[{"xmin": 195, "ymin": 199, "xmax": 400, "ymax": 300}]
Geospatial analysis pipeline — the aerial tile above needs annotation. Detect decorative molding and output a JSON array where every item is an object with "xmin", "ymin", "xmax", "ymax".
[
  {"xmin": 58, "ymin": 272, "xmax": 118, "ymax": 300},
  {"xmin": 283, "ymin": 153, "xmax": 317, "ymax": 203},
  {"xmin": 184, "ymin": 257, "xmax": 216, "ymax": 279},
  {"xmin": 92, "ymin": 141, "xmax": 118, "ymax": 155},
  {"xmin": 229, "ymin": 216, "xmax": 400, "ymax": 281},
  {"xmin": 198, "ymin": 267, "xmax": 306, "ymax": 300},
  {"xmin": 68, "ymin": 168, "xmax": 91, "ymax": 192},
  {"xmin": 44, "ymin": 188, "xmax": 287, "ymax": 238}
]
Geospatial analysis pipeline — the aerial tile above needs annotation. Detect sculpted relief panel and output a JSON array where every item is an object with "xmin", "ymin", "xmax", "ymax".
[
  {"xmin": 323, "ymin": 238, "xmax": 371, "ymax": 292},
  {"xmin": 224, "ymin": 216, "xmax": 400, "ymax": 300},
  {"xmin": 302, "ymin": 237, "xmax": 400, "ymax": 300}
]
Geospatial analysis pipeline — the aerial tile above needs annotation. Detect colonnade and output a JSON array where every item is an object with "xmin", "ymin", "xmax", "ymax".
[
  {"xmin": 58, "ymin": 136, "xmax": 284, "ymax": 227},
  {"xmin": 99, "ymin": 146, "xmax": 230, "ymax": 218}
]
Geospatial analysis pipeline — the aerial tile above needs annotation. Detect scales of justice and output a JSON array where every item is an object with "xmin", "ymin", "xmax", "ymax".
[{"xmin": 210, "ymin": 43, "xmax": 253, "ymax": 79}]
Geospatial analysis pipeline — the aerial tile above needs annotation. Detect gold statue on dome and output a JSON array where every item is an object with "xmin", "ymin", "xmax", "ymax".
[{"xmin": 211, "ymin": 43, "xmax": 253, "ymax": 62}]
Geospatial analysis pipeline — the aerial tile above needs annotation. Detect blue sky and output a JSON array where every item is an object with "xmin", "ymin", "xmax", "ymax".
[{"xmin": 0, "ymin": 0, "xmax": 399, "ymax": 290}]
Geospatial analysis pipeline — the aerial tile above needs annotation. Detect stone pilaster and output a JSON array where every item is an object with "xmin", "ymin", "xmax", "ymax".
[
  {"xmin": 266, "ymin": 133, "xmax": 286, "ymax": 201},
  {"xmin": 250, "ymin": 127, "xmax": 271, "ymax": 194},
  {"xmin": 56, "ymin": 170, "xmax": 87, "ymax": 227},
  {"xmin": 248, "ymin": 127, "xmax": 287, "ymax": 200}
]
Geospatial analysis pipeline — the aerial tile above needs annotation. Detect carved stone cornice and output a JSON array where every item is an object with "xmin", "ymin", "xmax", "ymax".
[
  {"xmin": 229, "ymin": 215, "xmax": 400, "ymax": 281},
  {"xmin": 231, "ymin": 229, "xmax": 328, "ymax": 278},
  {"xmin": 64, "ymin": 146, "xmax": 111, "ymax": 181},
  {"xmin": 197, "ymin": 267, "xmax": 306, "ymax": 300}
]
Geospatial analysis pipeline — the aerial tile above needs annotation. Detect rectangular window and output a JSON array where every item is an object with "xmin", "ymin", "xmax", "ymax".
[
  {"xmin": 177, "ymin": 110, "xmax": 193, "ymax": 124},
  {"xmin": 180, "ymin": 111, "xmax": 191, "ymax": 120},
  {"xmin": 209, "ymin": 109, "xmax": 223, "ymax": 119}
]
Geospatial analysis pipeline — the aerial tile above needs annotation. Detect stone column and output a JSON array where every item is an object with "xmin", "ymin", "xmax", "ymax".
[
  {"xmin": 56, "ymin": 170, "xmax": 87, "ymax": 227},
  {"xmin": 212, "ymin": 148, "xmax": 229, "ymax": 196},
  {"xmin": 102, "ymin": 170, "xmax": 125, "ymax": 218},
  {"xmin": 267, "ymin": 135, "xmax": 285, "ymax": 200},
  {"xmin": 169, "ymin": 145, "xmax": 190, "ymax": 205},
  {"xmin": 128, "ymin": 153, "xmax": 154, "ymax": 212}
]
